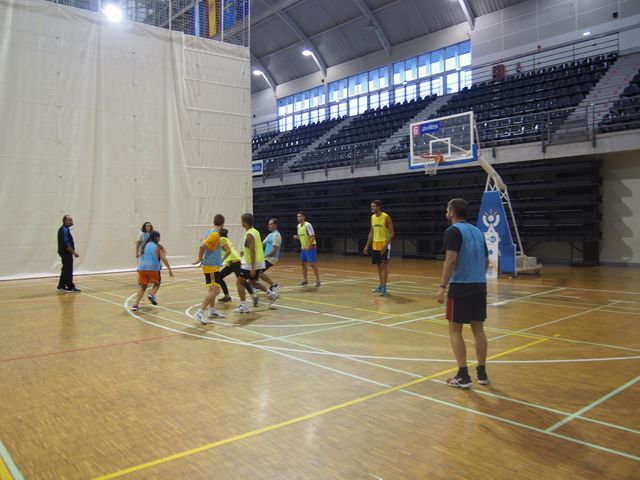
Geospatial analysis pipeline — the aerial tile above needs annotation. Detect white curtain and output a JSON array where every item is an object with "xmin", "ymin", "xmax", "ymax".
[{"xmin": 0, "ymin": 0, "xmax": 252, "ymax": 279}]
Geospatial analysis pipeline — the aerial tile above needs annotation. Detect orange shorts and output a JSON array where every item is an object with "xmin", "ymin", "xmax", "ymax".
[{"xmin": 138, "ymin": 270, "xmax": 161, "ymax": 286}]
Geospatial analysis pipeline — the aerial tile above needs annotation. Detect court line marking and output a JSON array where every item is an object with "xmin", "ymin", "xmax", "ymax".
[
  {"xmin": 0, "ymin": 333, "xmax": 182, "ymax": 364},
  {"xmin": 0, "ymin": 440, "xmax": 22, "ymax": 480},
  {"xmin": 81, "ymin": 289, "xmax": 640, "ymax": 365},
  {"xmin": 489, "ymin": 287, "xmax": 566, "ymax": 306},
  {"xmin": 490, "ymin": 301, "xmax": 624, "ymax": 342},
  {"xmin": 430, "ymin": 379, "xmax": 640, "ymax": 436},
  {"xmin": 317, "ymin": 266, "xmax": 640, "ymax": 296},
  {"xmin": 93, "ymin": 338, "xmax": 547, "ymax": 479},
  {"xmin": 546, "ymin": 374, "xmax": 640, "ymax": 433},
  {"xmin": 399, "ymin": 388, "xmax": 640, "ymax": 462}
]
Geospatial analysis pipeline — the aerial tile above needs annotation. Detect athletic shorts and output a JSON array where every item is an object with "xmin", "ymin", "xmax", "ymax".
[
  {"xmin": 240, "ymin": 268, "xmax": 263, "ymax": 281},
  {"xmin": 202, "ymin": 266, "xmax": 221, "ymax": 287},
  {"xmin": 138, "ymin": 270, "xmax": 161, "ymax": 286},
  {"xmin": 264, "ymin": 260, "xmax": 275, "ymax": 271},
  {"xmin": 300, "ymin": 247, "xmax": 317, "ymax": 263},
  {"xmin": 446, "ymin": 293, "xmax": 487, "ymax": 324},
  {"xmin": 371, "ymin": 247, "xmax": 390, "ymax": 265}
]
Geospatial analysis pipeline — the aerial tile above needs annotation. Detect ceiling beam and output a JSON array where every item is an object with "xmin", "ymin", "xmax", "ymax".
[
  {"xmin": 458, "ymin": 0, "xmax": 475, "ymax": 30},
  {"xmin": 275, "ymin": 10, "xmax": 327, "ymax": 77},
  {"xmin": 251, "ymin": 52, "xmax": 277, "ymax": 93},
  {"xmin": 251, "ymin": 0, "xmax": 304, "ymax": 26},
  {"xmin": 351, "ymin": 0, "xmax": 391, "ymax": 56}
]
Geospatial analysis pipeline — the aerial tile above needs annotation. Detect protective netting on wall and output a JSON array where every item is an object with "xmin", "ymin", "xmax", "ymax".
[{"xmin": 0, "ymin": 0, "xmax": 252, "ymax": 279}]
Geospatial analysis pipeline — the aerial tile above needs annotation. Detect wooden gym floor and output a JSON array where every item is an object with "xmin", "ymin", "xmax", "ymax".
[{"xmin": 1, "ymin": 254, "xmax": 639, "ymax": 479}]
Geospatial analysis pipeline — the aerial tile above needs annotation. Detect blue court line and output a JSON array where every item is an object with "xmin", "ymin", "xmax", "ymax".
[{"xmin": 0, "ymin": 440, "xmax": 23, "ymax": 480}]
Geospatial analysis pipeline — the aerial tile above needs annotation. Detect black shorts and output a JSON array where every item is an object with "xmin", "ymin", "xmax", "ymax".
[
  {"xmin": 371, "ymin": 248, "xmax": 390, "ymax": 265},
  {"xmin": 446, "ymin": 291, "xmax": 487, "ymax": 324},
  {"xmin": 203, "ymin": 271, "xmax": 222, "ymax": 288},
  {"xmin": 264, "ymin": 260, "xmax": 275, "ymax": 271},
  {"xmin": 239, "ymin": 269, "xmax": 263, "ymax": 281}
]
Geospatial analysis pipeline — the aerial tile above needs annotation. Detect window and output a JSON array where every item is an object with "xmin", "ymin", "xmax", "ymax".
[
  {"xmin": 420, "ymin": 80, "xmax": 430, "ymax": 98},
  {"xmin": 431, "ymin": 50, "xmax": 443, "ymax": 75},
  {"xmin": 349, "ymin": 75, "xmax": 358, "ymax": 97},
  {"xmin": 380, "ymin": 90, "xmax": 390, "ymax": 108},
  {"xmin": 405, "ymin": 57, "xmax": 417, "ymax": 82},
  {"xmin": 431, "ymin": 76, "xmax": 443, "ymax": 96},
  {"xmin": 338, "ymin": 101, "xmax": 348, "ymax": 117},
  {"xmin": 301, "ymin": 111, "xmax": 309, "ymax": 125},
  {"xmin": 379, "ymin": 66, "xmax": 389, "ymax": 89},
  {"xmin": 358, "ymin": 95, "xmax": 368, "ymax": 113},
  {"xmin": 394, "ymin": 86, "xmax": 405, "ymax": 103},
  {"xmin": 369, "ymin": 92, "xmax": 380, "ymax": 110},
  {"xmin": 393, "ymin": 61, "xmax": 404, "ymax": 85},
  {"xmin": 294, "ymin": 93, "xmax": 304, "ymax": 112},
  {"xmin": 459, "ymin": 41, "xmax": 471, "ymax": 67},
  {"xmin": 349, "ymin": 97, "xmax": 358, "ymax": 116},
  {"xmin": 338, "ymin": 79, "xmax": 348, "ymax": 100},
  {"xmin": 446, "ymin": 71, "xmax": 459, "ymax": 94},
  {"xmin": 445, "ymin": 45, "xmax": 457, "ymax": 71},
  {"xmin": 310, "ymin": 109, "xmax": 318, "ymax": 124},
  {"xmin": 318, "ymin": 108, "xmax": 327, "ymax": 122},
  {"xmin": 278, "ymin": 117, "xmax": 286, "ymax": 131},
  {"xmin": 330, "ymin": 104, "xmax": 339, "ymax": 119},
  {"xmin": 418, "ymin": 54, "xmax": 429, "ymax": 78},
  {"xmin": 294, "ymin": 113, "xmax": 302, "ymax": 127},
  {"xmin": 329, "ymin": 82, "xmax": 339, "ymax": 103},
  {"xmin": 369, "ymin": 68, "xmax": 379, "ymax": 91},
  {"xmin": 461, "ymin": 69, "xmax": 472, "ymax": 89},
  {"xmin": 285, "ymin": 115, "xmax": 293, "ymax": 131},
  {"xmin": 406, "ymin": 83, "xmax": 417, "ymax": 101},
  {"xmin": 277, "ymin": 98, "xmax": 287, "ymax": 117}
]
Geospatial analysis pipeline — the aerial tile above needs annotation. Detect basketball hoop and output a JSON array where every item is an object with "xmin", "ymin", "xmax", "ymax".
[{"xmin": 420, "ymin": 153, "xmax": 444, "ymax": 176}]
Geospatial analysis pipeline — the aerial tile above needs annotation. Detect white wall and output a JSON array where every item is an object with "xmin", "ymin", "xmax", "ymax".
[
  {"xmin": 0, "ymin": 0, "xmax": 252, "ymax": 279},
  {"xmin": 601, "ymin": 152, "xmax": 640, "ymax": 265},
  {"xmin": 471, "ymin": 0, "xmax": 640, "ymax": 66}
]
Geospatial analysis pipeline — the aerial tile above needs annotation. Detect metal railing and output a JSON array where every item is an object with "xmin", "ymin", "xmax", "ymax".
[
  {"xmin": 44, "ymin": 0, "xmax": 250, "ymax": 47},
  {"xmin": 257, "ymin": 94, "xmax": 639, "ymax": 181}
]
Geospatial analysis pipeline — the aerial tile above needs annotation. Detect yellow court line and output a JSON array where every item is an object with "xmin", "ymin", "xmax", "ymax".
[
  {"xmin": 94, "ymin": 337, "xmax": 547, "ymax": 479},
  {"xmin": 0, "ymin": 459, "xmax": 13, "ymax": 480},
  {"xmin": 285, "ymin": 296, "xmax": 540, "ymax": 340}
]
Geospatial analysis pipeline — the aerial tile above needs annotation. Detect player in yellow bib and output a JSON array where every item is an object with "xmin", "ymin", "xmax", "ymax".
[
  {"xmin": 234, "ymin": 213, "xmax": 278, "ymax": 313},
  {"xmin": 293, "ymin": 212, "xmax": 320, "ymax": 287},
  {"xmin": 363, "ymin": 199, "xmax": 394, "ymax": 296}
]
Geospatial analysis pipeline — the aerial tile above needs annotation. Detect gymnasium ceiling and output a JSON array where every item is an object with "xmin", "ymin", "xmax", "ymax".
[{"xmin": 250, "ymin": 0, "xmax": 529, "ymax": 92}]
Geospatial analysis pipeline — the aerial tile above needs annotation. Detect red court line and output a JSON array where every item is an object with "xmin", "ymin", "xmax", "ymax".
[{"xmin": 0, "ymin": 333, "xmax": 183, "ymax": 364}]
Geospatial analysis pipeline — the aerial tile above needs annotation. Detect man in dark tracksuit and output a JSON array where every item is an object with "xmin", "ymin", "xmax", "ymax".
[{"xmin": 57, "ymin": 215, "xmax": 80, "ymax": 292}]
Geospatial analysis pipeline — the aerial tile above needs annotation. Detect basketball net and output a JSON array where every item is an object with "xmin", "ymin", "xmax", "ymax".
[{"xmin": 420, "ymin": 153, "xmax": 444, "ymax": 176}]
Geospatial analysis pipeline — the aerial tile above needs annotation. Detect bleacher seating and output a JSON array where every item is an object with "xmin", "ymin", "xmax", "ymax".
[
  {"xmin": 253, "ymin": 117, "xmax": 345, "ymax": 160},
  {"xmin": 252, "ymin": 131, "xmax": 278, "ymax": 151},
  {"xmin": 599, "ymin": 67, "xmax": 640, "ymax": 132},
  {"xmin": 253, "ymin": 158, "xmax": 602, "ymax": 262},
  {"xmin": 385, "ymin": 53, "xmax": 617, "ymax": 160},
  {"xmin": 288, "ymin": 95, "xmax": 437, "ymax": 172}
]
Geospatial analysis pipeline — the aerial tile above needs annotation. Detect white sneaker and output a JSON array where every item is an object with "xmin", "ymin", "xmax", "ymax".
[
  {"xmin": 208, "ymin": 308, "xmax": 225, "ymax": 318},
  {"xmin": 195, "ymin": 310, "xmax": 212, "ymax": 324},
  {"xmin": 233, "ymin": 303, "xmax": 249, "ymax": 313},
  {"xmin": 252, "ymin": 294, "xmax": 259, "ymax": 307},
  {"xmin": 267, "ymin": 291, "xmax": 278, "ymax": 305}
]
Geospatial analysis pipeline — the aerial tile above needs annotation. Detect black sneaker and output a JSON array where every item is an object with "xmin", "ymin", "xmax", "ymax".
[
  {"xmin": 68, "ymin": 287, "xmax": 81, "ymax": 293},
  {"xmin": 476, "ymin": 367, "xmax": 489, "ymax": 385},
  {"xmin": 446, "ymin": 375, "xmax": 473, "ymax": 389},
  {"xmin": 218, "ymin": 296, "xmax": 232, "ymax": 302}
]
